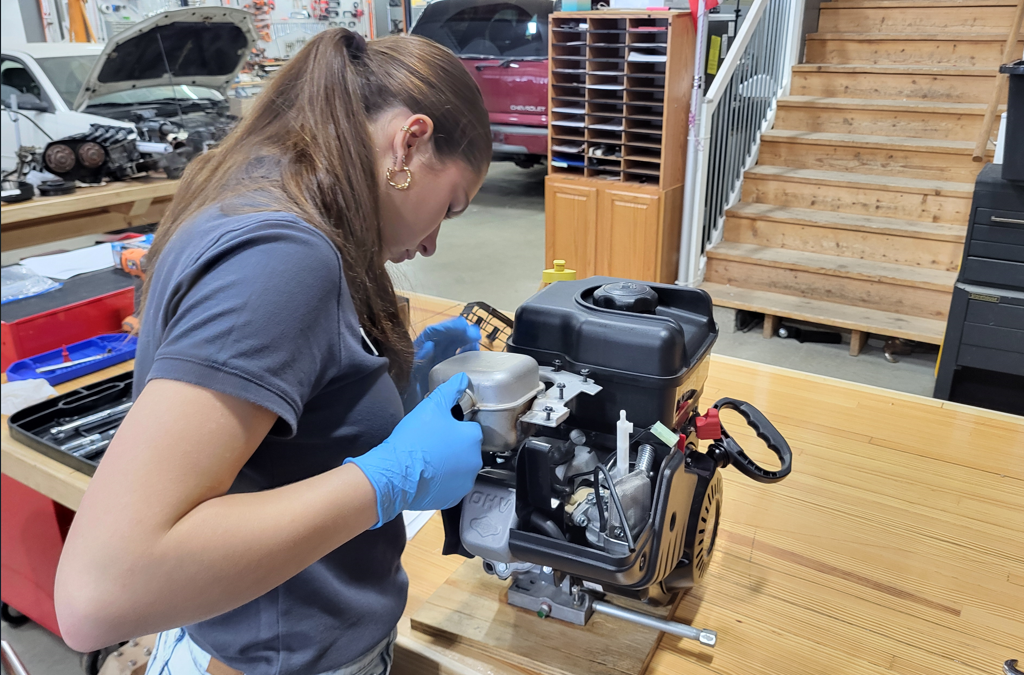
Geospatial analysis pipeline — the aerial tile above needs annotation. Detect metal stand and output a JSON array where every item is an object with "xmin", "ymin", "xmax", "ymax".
[{"xmin": 505, "ymin": 567, "xmax": 717, "ymax": 647}]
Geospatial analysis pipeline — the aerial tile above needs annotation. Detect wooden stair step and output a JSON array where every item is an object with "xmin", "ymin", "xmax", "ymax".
[
  {"xmin": 791, "ymin": 64, "xmax": 997, "ymax": 103},
  {"xmin": 743, "ymin": 166, "xmax": 974, "ymax": 197},
  {"xmin": 761, "ymin": 129, "xmax": 983, "ymax": 154},
  {"xmin": 822, "ymin": 0, "xmax": 1015, "ymax": 7},
  {"xmin": 773, "ymin": 96, "xmax": 994, "ymax": 141},
  {"xmin": 793, "ymin": 64, "xmax": 996, "ymax": 75},
  {"xmin": 806, "ymin": 33, "xmax": 1020, "ymax": 67},
  {"xmin": 706, "ymin": 242, "xmax": 957, "ymax": 291},
  {"xmin": 741, "ymin": 166, "xmax": 974, "ymax": 225},
  {"xmin": 726, "ymin": 202, "xmax": 965, "ymax": 240},
  {"xmin": 704, "ymin": 242, "xmax": 956, "ymax": 320},
  {"xmin": 700, "ymin": 282, "xmax": 947, "ymax": 345},
  {"xmin": 817, "ymin": 3, "xmax": 1022, "ymax": 34},
  {"xmin": 778, "ymin": 97, "xmax": 988, "ymax": 114},
  {"xmin": 758, "ymin": 130, "xmax": 990, "ymax": 181},
  {"xmin": 809, "ymin": 32, "xmax": 1018, "ymax": 41},
  {"xmin": 724, "ymin": 203, "xmax": 965, "ymax": 271}
]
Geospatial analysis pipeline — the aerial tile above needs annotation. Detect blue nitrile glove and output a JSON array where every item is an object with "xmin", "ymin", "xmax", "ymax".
[
  {"xmin": 346, "ymin": 372, "xmax": 483, "ymax": 528},
  {"xmin": 402, "ymin": 317, "xmax": 482, "ymax": 413}
]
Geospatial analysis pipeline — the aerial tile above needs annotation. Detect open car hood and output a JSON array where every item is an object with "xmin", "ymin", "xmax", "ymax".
[{"xmin": 73, "ymin": 7, "xmax": 256, "ymax": 111}]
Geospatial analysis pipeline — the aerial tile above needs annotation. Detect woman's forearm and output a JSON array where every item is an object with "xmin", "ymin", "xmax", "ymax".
[{"xmin": 58, "ymin": 462, "xmax": 376, "ymax": 651}]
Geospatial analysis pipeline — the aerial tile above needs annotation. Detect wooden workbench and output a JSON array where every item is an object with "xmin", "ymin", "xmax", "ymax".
[
  {"xmin": 0, "ymin": 177, "xmax": 178, "ymax": 252},
  {"xmin": 2, "ymin": 293, "xmax": 1022, "ymax": 675}
]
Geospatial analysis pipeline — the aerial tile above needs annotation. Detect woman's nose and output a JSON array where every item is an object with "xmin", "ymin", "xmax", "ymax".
[{"xmin": 418, "ymin": 226, "xmax": 441, "ymax": 258}]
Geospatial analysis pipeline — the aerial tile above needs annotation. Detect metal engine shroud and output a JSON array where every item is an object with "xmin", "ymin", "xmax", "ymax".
[{"xmin": 433, "ymin": 278, "xmax": 792, "ymax": 609}]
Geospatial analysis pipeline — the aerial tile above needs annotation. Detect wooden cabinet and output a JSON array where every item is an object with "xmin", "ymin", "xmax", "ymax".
[
  {"xmin": 597, "ymin": 187, "xmax": 660, "ymax": 279},
  {"xmin": 545, "ymin": 178, "xmax": 598, "ymax": 278},
  {"xmin": 546, "ymin": 176, "xmax": 682, "ymax": 284},
  {"xmin": 544, "ymin": 10, "xmax": 694, "ymax": 284}
]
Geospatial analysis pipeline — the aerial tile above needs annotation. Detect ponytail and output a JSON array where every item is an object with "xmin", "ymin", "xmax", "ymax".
[{"xmin": 141, "ymin": 30, "xmax": 491, "ymax": 387}]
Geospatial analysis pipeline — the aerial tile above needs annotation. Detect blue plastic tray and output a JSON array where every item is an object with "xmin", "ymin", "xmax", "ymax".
[{"xmin": 6, "ymin": 333, "xmax": 137, "ymax": 386}]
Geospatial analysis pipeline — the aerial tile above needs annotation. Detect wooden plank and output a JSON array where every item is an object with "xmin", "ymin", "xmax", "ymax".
[
  {"xmin": 412, "ymin": 560, "xmax": 673, "ymax": 675},
  {"xmin": 726, "ymin": 202, "xmax": 966, "ymax": 241},
  {"xmin": 850, "ymin": 329, "xmax": 869, "ymax": 355},
  {"xmin": 723, "ymin": 211, "xmax": 963, "ymax": 270},
  {"xmin": 741, "ymin": 166, "xmax": 973, "ymax": 225},
  {"xmin": 817, "ymin": 4, "xmax": 1021, "ymax": 33},
  {"xmin": 705, "ymin": 257, "xmax": 952, "ymax": 320},
  {"xmin": 805, "ymin": 34, "xmax": 1021, "ymax": 67},
  {"xmin": 774, "ymin": 97, "xmax": 994, "ymax": 142},
  {"xmin": 1, "ymin": 179, "xmax": 176, "ymax": 251},
  {"xmin": 699, "ymin": 281, "xmax": 948, "ymax": 342},
  {"xmin": 658, "ymin": 13, "xmax": 694, "ymax": 191},
  {"xmin": 823, "ymin": 0, "xmax": 1016, "ymax": 8},
  {"xmin": 707, "ymin": 242, "xmax": 958, "ymax": 291},
  {"xmin": 791, "ymin": 65, "xmax": 997, "ymax": 103},
  {"xmin": 0, "ymin": 178, "xmax": 178, "ymax": 225},
  {"xmin": 757, "ymin": 130, "xmax": 990, "ymax": 182},
  {"xmin": 763, "ymin": 313, "xmax": 780, "ymax": 339}
]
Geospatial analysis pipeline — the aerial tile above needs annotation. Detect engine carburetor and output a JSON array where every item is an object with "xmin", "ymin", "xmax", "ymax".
[{"xmin": 429, "ymin": 278, "xmax": 792, "ymax": 644}]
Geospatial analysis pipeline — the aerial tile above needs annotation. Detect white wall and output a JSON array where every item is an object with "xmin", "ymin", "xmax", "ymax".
[{"xmin": 1, "ymin": 0, "xmax": 28, "ymax": 45}]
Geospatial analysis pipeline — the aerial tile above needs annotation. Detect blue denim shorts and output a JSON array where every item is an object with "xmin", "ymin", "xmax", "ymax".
[{"xmin": 144, "ymin": 626, "xmax": 396, "ymax": 675}]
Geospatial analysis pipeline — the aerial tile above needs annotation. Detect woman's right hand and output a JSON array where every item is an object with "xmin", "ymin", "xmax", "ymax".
[{"xmin": 346, "ymin": 373, "xmax": 483, "ymax": 528}]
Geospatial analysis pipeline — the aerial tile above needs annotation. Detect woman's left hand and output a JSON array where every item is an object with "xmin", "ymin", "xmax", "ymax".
[{"xmin": 403, "ymin": 316, "xmax": 481, "ymax": 412}]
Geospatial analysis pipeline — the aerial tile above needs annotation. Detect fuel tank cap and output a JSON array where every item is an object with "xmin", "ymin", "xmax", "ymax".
[{"xmin": 592, "ymin": 282, "xmax": 659, "ymax": 313}]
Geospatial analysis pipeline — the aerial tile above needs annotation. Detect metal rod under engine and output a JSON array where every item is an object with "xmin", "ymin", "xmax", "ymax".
[{"xmin": 592, "ymin": 601, "xmax": 718, "ymax": 647}]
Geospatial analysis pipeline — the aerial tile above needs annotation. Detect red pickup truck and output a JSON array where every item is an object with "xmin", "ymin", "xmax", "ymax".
[{"xmin": 412, "ymin": 0, "xmax": 551, "ymax": 168}]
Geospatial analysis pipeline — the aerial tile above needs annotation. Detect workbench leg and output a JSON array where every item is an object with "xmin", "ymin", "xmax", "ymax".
[
  {"xmin": 850, "ymin": 330, "xmax": 868, "ymax": 356},
  {"xmin": 763, "ymin": 314, "xmax": 780, "ymax": 339}
]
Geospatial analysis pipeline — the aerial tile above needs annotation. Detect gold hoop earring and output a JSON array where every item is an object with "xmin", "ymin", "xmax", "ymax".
[
  {"xmin": 386, "ymin": 164, "xmax": 412, "ymax": 190},
  {"xmin": 400, "ymin": 124, "xmax": 413, "ymax": 133}
]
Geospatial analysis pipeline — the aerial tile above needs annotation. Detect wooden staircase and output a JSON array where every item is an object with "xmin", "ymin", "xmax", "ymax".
[{"xmin": 701, "ymin": 0, "xmax": 1021, "ymax": 354}]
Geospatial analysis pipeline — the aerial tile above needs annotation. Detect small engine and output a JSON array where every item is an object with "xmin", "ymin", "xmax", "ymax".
[{"xmin": 431, "ymin": 278, "xmax": 792, "ymax": 642}]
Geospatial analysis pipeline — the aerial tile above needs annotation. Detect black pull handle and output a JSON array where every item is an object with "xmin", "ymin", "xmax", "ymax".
[{"xmin": 712, "ymin": 397, "xmax": 792, "ymax": 484}]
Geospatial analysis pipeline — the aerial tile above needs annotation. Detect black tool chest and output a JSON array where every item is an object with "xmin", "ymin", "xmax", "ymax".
[{"xmin": 934, "ymin": 163, "xmax": 1024, "ymax": 415}]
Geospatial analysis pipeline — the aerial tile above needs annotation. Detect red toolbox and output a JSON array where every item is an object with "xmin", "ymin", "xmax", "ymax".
[
  {"xmin": 2, "ymin": 269, "xmax": 136, "ymax": 371},
  {"xmin": 0, "ymin": 474, "xmax": 75, "ymax": 636}
]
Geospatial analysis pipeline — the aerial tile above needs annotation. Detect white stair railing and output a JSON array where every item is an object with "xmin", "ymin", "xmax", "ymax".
[{"xmin": 677, "ymin": 0, "xmax": 804, "ymax": 287}]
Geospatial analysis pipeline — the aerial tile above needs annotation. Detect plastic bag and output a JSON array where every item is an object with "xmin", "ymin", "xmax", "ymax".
[
  {"xmin": 1, "ymin": 379, "xmax": 58, "ymax": 415},
  {"xmin": 1, "ymin": 264, "xmax": 62, "ymax": 304}
]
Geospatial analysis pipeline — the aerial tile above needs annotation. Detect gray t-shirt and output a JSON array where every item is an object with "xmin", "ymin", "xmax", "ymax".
[{"xmin": 133, "ymin": 208, "xmax": 407, "ymax": 675}]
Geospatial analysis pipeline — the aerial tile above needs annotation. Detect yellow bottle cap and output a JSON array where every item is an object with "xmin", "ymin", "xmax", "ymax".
[{"xmin": 542, "ymin": 259, "xmax": 576, "ymax": 283}]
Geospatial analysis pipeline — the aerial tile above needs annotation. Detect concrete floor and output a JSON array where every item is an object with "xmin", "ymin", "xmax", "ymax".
[{"xmin": 0, "ymin": 162, "xmax": 941, "ymax": 675}]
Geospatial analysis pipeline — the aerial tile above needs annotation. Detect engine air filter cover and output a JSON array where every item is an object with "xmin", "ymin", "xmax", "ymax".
[{"xmin": 507, "ymin": 277, "xmax": 718, "ymax": 433}]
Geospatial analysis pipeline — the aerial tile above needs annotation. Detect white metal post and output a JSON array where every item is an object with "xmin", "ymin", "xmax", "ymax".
[{"xmin": 677, "ymin": 0, "xmax": 710, "ymax": 287}]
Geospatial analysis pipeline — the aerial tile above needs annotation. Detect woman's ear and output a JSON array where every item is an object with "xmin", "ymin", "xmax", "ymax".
[{"xmin": 391, "ymin": 114, "xmax": 435, "ymax": 169}]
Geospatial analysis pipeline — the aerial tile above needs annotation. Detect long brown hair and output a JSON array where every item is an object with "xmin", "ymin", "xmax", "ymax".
[{"xmin": 141, "ymin": 30, "xmax": 491, "ymax": 386}]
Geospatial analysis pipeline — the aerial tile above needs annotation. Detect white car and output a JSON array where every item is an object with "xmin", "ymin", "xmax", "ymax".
[{"xmin": 2, "ymin": 7, "xmax": 256, "ymax": 181}]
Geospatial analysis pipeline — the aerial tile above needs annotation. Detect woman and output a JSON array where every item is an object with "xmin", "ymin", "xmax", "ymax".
[{"xmin": 54, "ymin": 29, "xmax": 492, "ymax": 675}]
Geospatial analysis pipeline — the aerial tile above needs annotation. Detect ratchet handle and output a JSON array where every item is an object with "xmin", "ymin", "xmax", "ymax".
[{"xmin": 712, "ymin": 397, "xmax": 792, "ymax": 484}]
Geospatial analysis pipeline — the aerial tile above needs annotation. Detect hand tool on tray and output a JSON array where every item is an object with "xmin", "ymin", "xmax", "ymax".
[
  {"xmin": 60, "ymin": 428, "xmax": 117, "ymax": 454},
  {"xmin": 50, "ymin": 401, "xmax": 132, "ymax": 440},
  {"xmin": 35, "ymin": 349, "xmax": 113, "ymax": 373}
]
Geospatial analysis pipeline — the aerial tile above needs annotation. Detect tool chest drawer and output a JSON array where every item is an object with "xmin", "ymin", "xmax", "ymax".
[
  {"xmin": 959, "ymin": 164, "xmax": 1024, "ymax": 290},
  {"xmin": 961, "ymin": 256, "xmax": 1024, "ymax": 287},
  {"xmin": 968, "ymin": 209, "xmax": 1024, "ymax": 263},
  {"xmin": 8, "ymin": 371, "xmax": 132, "ymax": 476},
  {"xmin": 934, "ymin": 284, "xmax": 1024, "ymax": 414}
]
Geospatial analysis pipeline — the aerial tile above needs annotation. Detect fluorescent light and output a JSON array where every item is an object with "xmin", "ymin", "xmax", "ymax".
[{"xmin": 527, "ymin": 21, "xmax": 537, "ymax": 34}]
